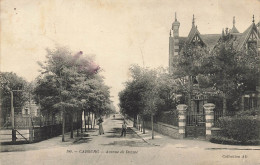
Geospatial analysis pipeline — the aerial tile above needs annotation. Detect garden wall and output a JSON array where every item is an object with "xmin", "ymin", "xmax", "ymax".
[{"xmin": 144, "ymin": 121, "xmax": 181, "ymax": 139}]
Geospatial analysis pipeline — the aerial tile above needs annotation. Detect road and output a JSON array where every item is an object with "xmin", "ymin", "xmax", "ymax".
[{"xmin": 0, "ymin": 114, "xmax": 259, "ymax": 165}]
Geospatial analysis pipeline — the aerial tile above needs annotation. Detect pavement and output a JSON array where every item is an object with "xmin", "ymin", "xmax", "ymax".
[
  {"xmin": 124, "ymin": 117, "xmax": 260, "ymax": 151},
  {"xmin": 0, "ymin": 114, "xmax": 259, "ymax": 165}
]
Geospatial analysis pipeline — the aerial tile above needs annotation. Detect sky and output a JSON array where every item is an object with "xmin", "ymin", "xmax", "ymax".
[{"xmin": 1, "ymin": 0, "xmax": 260, "ymax": 110}]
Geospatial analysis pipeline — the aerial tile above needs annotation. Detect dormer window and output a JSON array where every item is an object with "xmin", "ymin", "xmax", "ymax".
[{"xmin": 192, "ymin": 35, "xmax": 204, "ymax": 47}]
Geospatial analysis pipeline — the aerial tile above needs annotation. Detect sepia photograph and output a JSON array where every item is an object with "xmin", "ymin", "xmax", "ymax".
[{"xmin": 0, "ymin": 0, "xmax": 260, "ymax": 165}]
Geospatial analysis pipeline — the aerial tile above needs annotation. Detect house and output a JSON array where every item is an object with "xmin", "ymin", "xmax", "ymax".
[
  {"xmin": 22, "ymin": 101, "xmax": 40, "ymax": 117},
  {"xmin": 169, "ymin": 13, "xmax": 260, "ymax": 112}
]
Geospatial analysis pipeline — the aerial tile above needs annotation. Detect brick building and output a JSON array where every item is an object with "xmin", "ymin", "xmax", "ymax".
[{"xmin": 169, "ymin": 13, "xmax": 260, "ymax": 112}]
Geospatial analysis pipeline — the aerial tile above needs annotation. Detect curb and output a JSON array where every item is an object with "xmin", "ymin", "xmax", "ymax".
[{"xmin": 125, "ymin": 119, "xmax": 159, "ymax": 146}]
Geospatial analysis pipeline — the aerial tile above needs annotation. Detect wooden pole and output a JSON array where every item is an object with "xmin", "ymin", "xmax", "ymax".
[
  {"xmin": 11, "ymin": 91, "xmax": 16, "ymax": 142},
  {"xmin": 29, "ymin": 92, "xmax": 34, "ymax": 142}
]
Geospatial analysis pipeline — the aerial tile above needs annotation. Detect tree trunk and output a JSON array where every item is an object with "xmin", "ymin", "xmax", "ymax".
[
  {"xmin": 84, "ymin": 110, "xmax": 87, "ymax": 132},
  {"xmin": 76, "ymin": 111, "xmax": 79, "ymax": 137},
  {"xmin": 151, "ymin": 114, "xmax": 154, "ymax": 139},
  {"xmin": 142, "ymin": 119, "xmax": 145, "ymax": 134},
  {"xmin": 91, "ymin": 113, "xmax": 94, "ymax": 129},
  {"xmin": 140, "ymin": 116, "xmax": 142, "ymax": 132},
  {"xmin": 62, "ymin": 110, "xmax": 65, "ymax": 142},
  {"xmin": 137, "ymin": 115, "xmax": 140, "ymax": 130},
  {"xmin": 81, "ymin": 110, "xmax": 83, "ymax": 133},
  {"xmin": 88, "ymin": 109, "xmax": 90, "ymax": 130},
  {"xmin": 51, "ymin": 113, "xmax": 54, "ymax": 137},
  {"xmin": 223, "ymin": 93, "xmax": 227, "ymax": 116},
  {"xmin": 93, "ymin": 114, "xmax": 95, "ymax": 129},
  {"xmin": 70, "ymin": 113, "xmax": 73, "ymax": 138},
  {"xmin": 133, "ymin": 115, "xmax": 136, "ymax": 127}
]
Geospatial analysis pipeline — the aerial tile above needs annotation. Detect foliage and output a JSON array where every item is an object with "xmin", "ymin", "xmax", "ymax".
[
  {"xmin": 0, "ymin": 72, "xmax": 28, "ymax": 120},
  {"xmin": 210, "ymin": 136, "xmax": 260, "ymax": 145},
  {"xmin": 34, "ymin": 74, "xmax": 60, "ymax": 115},
  {"xmin": 119, "ymin": 65, "xmax": 178, "ymax": 119},
  {"xmin": 34, "ymin": 47, "xmax": 111, "ymax": 118},
  {"xmin": 156, "ymin": 110, "xmax": 178, "ymax": 126},
  {"xmin": 216, "ymin": 116, "xmax": 260, "ymax": 143},
  {"xmin": 84, "ymin": 74, "xmax": 111, "ymax": 117},
  {"xmin": 172, "ymin": 44, "xmax": 209, "ymax": 78},
  {"xmin": 119, "ymin": 65, "xmax": 151, "ymax": 117},
  {"xmin": 171, "ymin": 44, "xmax": 209, "ymax": 107},
  {"xmin": 156, "ymin": 69, "xmax": 178, "ymax": 111},
  {"xmin": 200, "ymin": 36, "xmax": 260, "ymax": 112},
  {"xmin": 171, "ymin": 34, "xmax": 260, "ymax": 113},
  {"xmin": 235, "ymin": 109, "xmax": 260, "ymax": 117}
]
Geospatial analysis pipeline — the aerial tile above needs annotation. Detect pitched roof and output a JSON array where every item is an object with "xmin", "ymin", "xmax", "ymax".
[
  {"xmin": 236, "ymin": 23, "xmax": 258, "ymax": 50},
  {"xmin": 186, "ymin": 26, "xmax": 203, "ymax": 44},
  {"xmin": 230, "ymin": 26, "xmax": 240, "ymax": 34},
  {"xmin": 178, "ymin": 34, "xmax": 221, "ymax": 51},
  {"xmin": 176, "ymin": 20, "xmax": 260, "ymax": 52},
  {"xmin": 256, "ymin": 21, "xmax": 260, "ymax": 27},
  {"xmin": 200, "ymin": 34, "xmax": 222, "ymax": 50}
]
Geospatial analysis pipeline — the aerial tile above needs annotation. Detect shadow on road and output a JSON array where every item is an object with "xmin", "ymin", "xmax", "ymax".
[
  {"xmin": 73, "ymin": 137, "xmax": 92, "ymax": 144},
  {"xmin": 102, "ymin": 140, "xmax": 150, "ymax": 147},
  {"xmin": 105, "ymin": 128, "xmax": 136, "ymax": 138},
  {"xmin": 111, "ymin": 118, "xmax": 124, "ymax": 121}
]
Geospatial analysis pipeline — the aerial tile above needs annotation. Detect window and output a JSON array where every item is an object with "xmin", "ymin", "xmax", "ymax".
[{"xmin": 24, "ymin": 108, "xmax": 29, "ymax": 115}]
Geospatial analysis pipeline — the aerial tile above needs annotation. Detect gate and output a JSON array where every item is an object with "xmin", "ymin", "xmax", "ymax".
[
  {"xmin": 0, "ymin": 115, "xmax": 31, "ymax": 143},
  {"xmin": 186, "ymin": 111, "xmax": 205, "ymax": 138}
]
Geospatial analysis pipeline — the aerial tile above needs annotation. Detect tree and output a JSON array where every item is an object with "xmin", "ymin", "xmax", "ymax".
[
  {"xmin": 119, "ymin": 65, "xmax": 149, "ymax": 131},
  {"xmin": 0, "ymin": 72, "xmax": 28, "ymax": 124},
  {"xmin": 119, "ymin": 65, "xmax": 163, "ymax": 138},
  {"xmin": 200, "ymin": 35, "xmax": 260, "ymax": 114},
  {"xmin": 156, "ymin": 68, "xmax": 178, "ymax": 111},
  {"xmin": 36, "ymin": 47, "xmax": 99, "ymax": 141},
  {"xmin": 171, "ymin": 44, "xmax": 209, "ymax": 109}
]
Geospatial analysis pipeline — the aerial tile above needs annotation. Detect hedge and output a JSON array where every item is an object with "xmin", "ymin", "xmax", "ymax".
[
  {"xmin": 236, "ymin": 109, "xmax": 260, "ymax": 117},
  {"xmin": 211, "ymin": 115, "xmax": 260, "ymax": 145},
  {"xmin": 156, "ymin": 110, "xmax": 178, "ymax": 126},
  {"xmin": 210, "ymin": 136, "xmax": 260, "ymax": 145}
]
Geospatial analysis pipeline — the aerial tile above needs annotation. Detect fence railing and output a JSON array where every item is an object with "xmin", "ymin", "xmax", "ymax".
[
  {"xmin": 2, "ymin": 113, "xmax": 80, "ymax": 129},
  {"xmin": 213, "ymin": 111, "xmax": 236, "ymax": 126},
  {"xmin": 186, "ymin": 111, "xmax": 205, "ymax": 126}
]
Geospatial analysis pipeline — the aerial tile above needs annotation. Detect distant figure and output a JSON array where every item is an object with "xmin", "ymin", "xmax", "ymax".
[
  {"xmin": 113, "ymin": 114, "xmax": 115, "ymax": 119},
  {"xmin": 98, "ymin": 117, "xmax": 104, "ymax": 135},
  {"xmin": 121, "ymin": 121, "xmax": 127, "ymax": 137}
]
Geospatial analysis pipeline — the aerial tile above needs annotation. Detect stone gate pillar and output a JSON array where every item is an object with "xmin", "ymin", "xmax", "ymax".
[
  {"xmin": 177, "ymin": 104, "xmax": 187, "ymax": 139},
  {"xmin": 203, "ymin": 103, "xmax": 215, "ymax": 140}
]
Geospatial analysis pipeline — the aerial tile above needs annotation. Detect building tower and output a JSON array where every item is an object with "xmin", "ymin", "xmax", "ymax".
[
  {"xmin": 230, "ymin": 16, "xmax": 239, "ymax": 34},
  {"xmin": 169, "ymin": 12, "xmax": 180, "ymax": 73}
]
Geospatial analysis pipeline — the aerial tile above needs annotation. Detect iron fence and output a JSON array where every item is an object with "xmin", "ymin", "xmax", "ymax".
[
  {"xmin": 213, "ymin": 111, "xmax": 236, "ymax": 126},
  {"xmin": 186, "ymin": 111, "xmax": 205, "ymax": 126}
]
